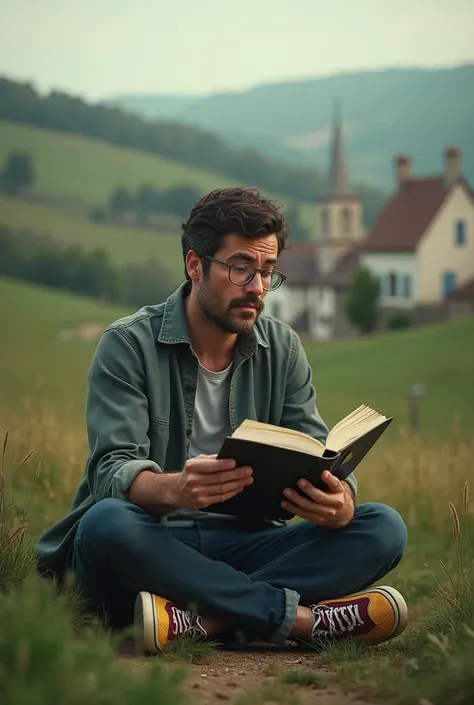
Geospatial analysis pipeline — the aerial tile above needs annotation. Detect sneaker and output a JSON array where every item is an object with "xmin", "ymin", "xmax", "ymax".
[
  {"xmin": 309, "ymin": 586, "xmax": 408, "ymax": 646},
  {"xmin": 134, "ymin": 591, "xmax": 207, "ymax": 654}
]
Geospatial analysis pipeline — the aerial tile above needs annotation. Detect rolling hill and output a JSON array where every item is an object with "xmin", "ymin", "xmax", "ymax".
[
  {"xmin": 0, "ymin": 195, "xmax": 186, "ymax": 280},
  {"xmin": 1, "ymin": 276, "xmax": 472, "ymax": 437},
  {"xmin": 0, "ymin": 120, "xmax": 317, "ymax": 235},
  {"xmin": 112, "ymin": 64, "xmax": 474, "ymax": 190}
]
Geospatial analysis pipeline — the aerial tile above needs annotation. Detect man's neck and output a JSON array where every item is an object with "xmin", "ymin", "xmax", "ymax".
[{"xmin": 184, "ymin": 292, "xmax": 238, "ymax": 372}]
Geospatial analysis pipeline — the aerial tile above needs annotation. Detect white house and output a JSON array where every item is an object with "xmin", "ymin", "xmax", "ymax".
[{"xmin": 361, "ymin": 149, "xmax": 474, "ymax": 322}]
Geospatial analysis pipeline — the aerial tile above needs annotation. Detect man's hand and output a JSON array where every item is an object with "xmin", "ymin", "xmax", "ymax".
[
  {"xmin": 281, "ymin": 470, "xmax": 355, "ymax": 528},
  {"xmin": 170, "ymin": 454, "xmax": 254, "ymax": 510}
]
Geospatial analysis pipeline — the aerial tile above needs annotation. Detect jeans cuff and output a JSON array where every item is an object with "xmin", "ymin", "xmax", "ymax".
[{"xmin": 269, "ymin": 588, "xmax": 300, "ymax": 646}]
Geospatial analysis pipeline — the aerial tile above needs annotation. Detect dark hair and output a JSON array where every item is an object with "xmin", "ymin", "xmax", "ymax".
[{"xmin": 181, "ymin": 186, "xmax": 290, "ymax": 282}]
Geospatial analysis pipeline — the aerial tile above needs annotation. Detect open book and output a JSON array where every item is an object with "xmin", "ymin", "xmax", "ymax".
[{"xmin": 208, "ymin": 405, "xmax": 392, "ymax": 521}]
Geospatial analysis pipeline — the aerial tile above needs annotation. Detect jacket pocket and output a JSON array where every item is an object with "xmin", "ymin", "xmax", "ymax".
[{"xmin": 149, "ymin": 417, "xmax": 170, "ymax": 467}]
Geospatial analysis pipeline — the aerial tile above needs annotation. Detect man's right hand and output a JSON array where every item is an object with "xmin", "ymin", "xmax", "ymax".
[{"xmin": 170, "ymin": 454, "xmax": 254, "ymax": 510}]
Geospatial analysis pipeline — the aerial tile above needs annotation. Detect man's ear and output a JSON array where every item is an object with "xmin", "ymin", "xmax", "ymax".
[{"xmin": 185, "ymin": 251, "xmax": 201, "ymax": 282}]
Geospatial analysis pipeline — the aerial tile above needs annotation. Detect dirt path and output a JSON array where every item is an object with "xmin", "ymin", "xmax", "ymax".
[{"xmin": 119, "ymin": 643, "xmax": 370, "ymax": 704}]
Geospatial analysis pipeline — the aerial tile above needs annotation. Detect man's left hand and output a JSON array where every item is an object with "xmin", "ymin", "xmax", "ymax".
[{"xmin": 281, "ymin": 470, "xmax": 355, "ymax": 528}]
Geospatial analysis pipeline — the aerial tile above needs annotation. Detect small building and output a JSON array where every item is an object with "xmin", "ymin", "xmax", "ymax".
[{"xmin": 361, "ymin": 148, "xmax": 474, "ymax": 327}]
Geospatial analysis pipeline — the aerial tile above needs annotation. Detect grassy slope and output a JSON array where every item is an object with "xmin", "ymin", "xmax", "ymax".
[
  {"xmin": 306, "ymin": 319, "xmax": 474, "ymax": 438},
  {"xmin": 0, "ymin": 195, "xmax": 186, "ymax": 279},
  {"xmin": 0, "ymin": 120, "xmax": 316, "ymax": 232},
  {"xmin": 0, "ymin": 278, "xmax": 129, "ymax": 416},
  {"xmin": 1, "ymin": 276, "xmax": 472, "ymax": 437}
]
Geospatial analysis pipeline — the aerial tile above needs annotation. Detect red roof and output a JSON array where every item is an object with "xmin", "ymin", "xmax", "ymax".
[
  {"xmin": 451, "ymin": 277, "xmax": 474, "ymax": 300},
  {"xmin": 364, "ymin": 177, "xmax": 450, "ymax": 251},
  {"xmin": 278, "ymin": 242, "xmax": 319, "ymax": 284}
]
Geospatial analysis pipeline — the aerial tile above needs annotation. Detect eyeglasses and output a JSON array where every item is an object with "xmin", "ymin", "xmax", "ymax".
[{"xmin": 203, "ymin": 256, "xmax": 287, "ymax": 291}]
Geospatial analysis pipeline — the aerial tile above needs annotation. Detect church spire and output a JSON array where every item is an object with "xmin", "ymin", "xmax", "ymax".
[{"xmin": 326, "ymin": 98, "xmax": 353, "ymax": 197}]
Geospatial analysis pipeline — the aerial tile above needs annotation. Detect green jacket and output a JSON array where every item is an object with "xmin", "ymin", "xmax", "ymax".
[{"xmin": 36, "ymin": 282, "xmax": 357, "ymax": 576}]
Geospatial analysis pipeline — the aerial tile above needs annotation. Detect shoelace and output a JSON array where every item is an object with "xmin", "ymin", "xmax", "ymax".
[
  {"xmin": 311, "ymin": 603, "xmax": 365, "ymax": 638},
  {"xmin": 170, "ymin": 605, "xmax": 207, "ymax": 639}
]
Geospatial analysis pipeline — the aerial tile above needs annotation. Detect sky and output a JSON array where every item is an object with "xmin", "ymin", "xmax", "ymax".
[{"xmin": 1, "ymin": 0, "xmax": 473, "ymax": 101}]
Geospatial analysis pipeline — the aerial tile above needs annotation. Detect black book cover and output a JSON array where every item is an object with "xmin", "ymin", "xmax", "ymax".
[{"xmin": 206, "ymin": 417, "xmax": 393, "ymax": 521}]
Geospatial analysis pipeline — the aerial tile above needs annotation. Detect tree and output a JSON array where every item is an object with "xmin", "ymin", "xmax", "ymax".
[
  {"xmin": 108, "ymin": 186, "xmax": 134, "ymax": 216},
  {"xmin": 0, "ymin": 151, "xmax": 35, "ymax": 195},
  {"xmin": 135, "ymin": 184, "xmax": 160, "ymax": 225},
  {"xmin": 163, "ymin": 184, "xmax": 201, "ymax": 218},
  {"xmin": 121, "ymin": 258, "xmax": 175, "ymax": 308},
  {"xmin": 345, "ymin": 267, "xmax": 380, "ymax": 334}
]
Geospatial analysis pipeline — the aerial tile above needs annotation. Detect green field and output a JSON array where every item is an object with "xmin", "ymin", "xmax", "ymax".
[
  {"xmin": 1, "ymin": 276, "xmax": 472, "ymax": 438},
  {"xmin": 0, "ymin": 120, "xmax": 316, "ymax": 233},
  {"xmin": 0, "ymin": 195, "xmax": 186, "ymax": 280},
  {"xmin": 0, "ymin": 278, "xmax": 129, "ymax": 415}
]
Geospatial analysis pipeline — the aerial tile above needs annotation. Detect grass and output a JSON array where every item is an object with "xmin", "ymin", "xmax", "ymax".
[
  {"xmin": 305, "ymin": 314, "xmax": 474, "ymax": 439},
  {"xmin": 0, "ymin": 278, "xmax": 129, "ymax": 416},
  {"xmin": 315, "ymin": 486, "xmax": 474, "ymax": 705},
  {"xmin": 0, "ymin": 194, "xmax": 187, "ymax": 279},
  {"xmin": 1, "ymin": 276, "xmax": 474, "ymax": 703},
  {"xmin": 0, "ymin": 575, "xmax": 189, "ymax": 705},
  {"xmin": 0, "ymin": 120, "xmax": 316, "ymax": 233}
]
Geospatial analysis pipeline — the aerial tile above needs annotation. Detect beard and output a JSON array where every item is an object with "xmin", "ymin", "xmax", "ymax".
[{"xmin": 197, "ymin": 280, "xmax": 265, "ymax": 335}]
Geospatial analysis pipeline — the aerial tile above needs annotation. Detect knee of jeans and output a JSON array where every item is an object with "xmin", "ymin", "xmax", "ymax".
[
  {"xmin": 360, "ymin": 502, "xmax": 408, "ymax": 564},
  {"xmin": 75, "ymin": 497, "xmax": 148, "ymax": 555}
]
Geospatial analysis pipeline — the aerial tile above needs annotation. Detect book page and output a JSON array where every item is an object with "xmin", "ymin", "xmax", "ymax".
[
  {"xmin": 326, "ymin": 404, "xmax": 388, "ymax": 452},
  {"xmin": 232, "ymin": 420, "xmax": 325, "ymax": 457}
]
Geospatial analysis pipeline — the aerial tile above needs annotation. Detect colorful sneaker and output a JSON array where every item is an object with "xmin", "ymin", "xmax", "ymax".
[
  {"xmin": 309, "ymin": 586, "xmax": 408, "ymax": 646},
  {"xmin": 134, "ymin": 591, "xmax": 207, "ymax": 654}
]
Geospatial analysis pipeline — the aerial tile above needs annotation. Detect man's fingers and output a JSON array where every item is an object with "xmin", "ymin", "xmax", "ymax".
[
  {"xmin": 285, "ymin": 480, "xmax": 344, "ymax": 508},
  {"xmin": 281, "ymin": 499, "xmax": 338, "ymax": 522},
  {"xmin": 199, "ymin": 476, "xmax": 254, "ymax": 497},
  {"xmin": 193, "ymin": 466, "xmax": 253, "ymax": 486},
  {"xmin": 187, "ymin": 457, "xmax": 237, "ymax": 474},
  {"xmin": 321, "ymin": 470, "xmax": 344, "ymax": 493},
  {"xmin": 282, "ymin": 489, "xmax": 340, "ymax": 516}
]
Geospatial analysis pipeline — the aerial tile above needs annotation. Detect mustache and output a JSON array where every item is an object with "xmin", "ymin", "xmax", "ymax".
[{"xmin": 229, "ymin": 294, "xmax": 264, "ymax": 312}]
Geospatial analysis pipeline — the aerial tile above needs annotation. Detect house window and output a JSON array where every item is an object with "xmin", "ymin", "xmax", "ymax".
[
  {"xmin": 341, "ymin": 208, "xmax": 352, "ymax": 235},
  {"xmin": 321, "ymin": 208, "xmax": 330, "ymax": 237},
  {"xmin": 403, "ymin": 275, "xmax": 411, "ymax": 298},
  {"xmin": 442, "ymin": 271, "xmax": 457, "ymax": 299},
  {"xmin": 454, "ymin": 220, "xmax": 466, "ymax": 246},
  {"xmin": 388, "ymin": 272, "xmax": 398, "ymax": 297}
]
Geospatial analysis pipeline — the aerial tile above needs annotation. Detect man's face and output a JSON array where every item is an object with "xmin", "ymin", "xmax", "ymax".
[{"xmin": 197, "ymin": 233, "xmax": 279, "ymax": 335}]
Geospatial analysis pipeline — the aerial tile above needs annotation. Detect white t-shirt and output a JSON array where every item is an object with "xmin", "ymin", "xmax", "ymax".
[{"xmin": 189, "ymin": 360, "xmax": 233, "ymax": 458}]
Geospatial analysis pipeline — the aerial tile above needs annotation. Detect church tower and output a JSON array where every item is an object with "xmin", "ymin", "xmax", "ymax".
[{"xmin": 317, "ymin": 100, "xmax": 364, "ymax": 274}]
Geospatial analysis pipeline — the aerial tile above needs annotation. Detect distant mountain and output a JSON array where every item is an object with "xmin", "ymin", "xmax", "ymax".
[
  {"xmin": 106, "ymin": 94, "xmax": 196, "ymax": 120},
  {"xmin": 110, "ymin": 65, "xmax": 474, "ymax": 190}
]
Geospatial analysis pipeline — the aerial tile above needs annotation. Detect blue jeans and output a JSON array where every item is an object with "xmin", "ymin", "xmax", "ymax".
[{"xmin": 69, "ymin": 499, "xmax": 407, "ymax": 647}]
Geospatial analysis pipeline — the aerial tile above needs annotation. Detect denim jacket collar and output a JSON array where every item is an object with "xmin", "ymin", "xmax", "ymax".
[{"xmin": 158, "ymin": 282, "xmax": 269, "ymax": 350}]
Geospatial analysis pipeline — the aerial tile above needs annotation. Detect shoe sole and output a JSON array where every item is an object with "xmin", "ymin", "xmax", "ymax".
[
  {"xmin": 353, "ymin": 585, "xmax": 409, "ymax": 644},
  {"xmin": 134, "ymin": 591, "xmax": 162, "ymax": 654}
]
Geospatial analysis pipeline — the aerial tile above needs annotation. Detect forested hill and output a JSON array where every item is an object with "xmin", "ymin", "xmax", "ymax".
[
  {"xmin": 111, "ymin": 64, "xmax": 474, "ymax": 190},
  {"xmin": 0, "ymin": 76, "xmax": 386, "ymax": 219}
]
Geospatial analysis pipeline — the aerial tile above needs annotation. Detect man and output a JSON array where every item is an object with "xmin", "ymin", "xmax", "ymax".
[{"xmin": 36, "ymin": 187, "xmax": 408, "ymax": 654}]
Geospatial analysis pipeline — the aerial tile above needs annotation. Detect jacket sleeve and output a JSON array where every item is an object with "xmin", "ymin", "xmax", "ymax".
[
  {"xmin": 280, "ymin": 331, "xmax": 358, "ymax": 497},
  {"xmin": 85, "ymin": 327, "xmax": 162, "ymax": 502}
]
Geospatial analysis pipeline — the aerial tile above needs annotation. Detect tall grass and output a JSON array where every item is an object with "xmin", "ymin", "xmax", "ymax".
[{"xmin": 0, "ymin": 429, "xmax": 36, "ymax": 593}]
